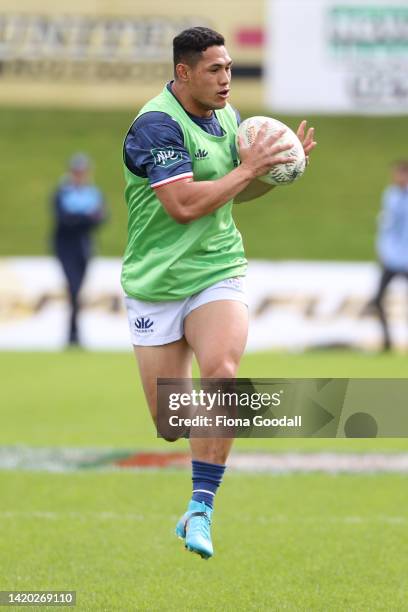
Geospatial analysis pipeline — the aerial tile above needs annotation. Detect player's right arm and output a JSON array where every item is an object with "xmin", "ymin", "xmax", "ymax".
[{"xmin": 155, "ymin": 125, "xmax": 294, "ymax": 224}]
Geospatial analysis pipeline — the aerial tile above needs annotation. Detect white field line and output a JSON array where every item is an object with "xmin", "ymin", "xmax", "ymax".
[
  {"xmin": 0, "ymin": 511, "xmax": 407, "ymax": 525},
  {"xmin": 229, "ymin": 452, "xmax": 408, "ymax": 473},
  {"xmin": 1, "ymin": 447, "xmax": 408, "ymax": 473},
  {"xmin": 0, "ymin": 511, "xmax": 145, "ymax": 521}
]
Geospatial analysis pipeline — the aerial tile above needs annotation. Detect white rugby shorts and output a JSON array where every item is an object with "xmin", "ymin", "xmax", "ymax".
[{"xmin": 125, "ymin": 276, "xmax": 247, "ymax": 346}]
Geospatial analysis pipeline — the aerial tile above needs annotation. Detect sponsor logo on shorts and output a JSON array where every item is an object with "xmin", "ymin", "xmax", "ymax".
[
  {"xmin": 226, "ymin": 277, "xmax": 242, "ymax": 289},
  {"xmin": 135, "ymin": 316, "xmax": 154, "ymax": 333},
  {"xmin": 151, "ymin": 147, "xmax": 182, "ymax": 168}
]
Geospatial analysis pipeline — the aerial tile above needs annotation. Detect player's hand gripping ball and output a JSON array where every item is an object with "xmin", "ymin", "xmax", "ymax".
[{"xmin": 236, "ymin": 116, "xmax": 306, "ymax": 185}]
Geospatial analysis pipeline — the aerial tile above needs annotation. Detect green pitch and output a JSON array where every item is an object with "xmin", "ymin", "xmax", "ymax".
[
  {"xmin": 1, "ymin": 107, "xmax": 406, "ymax": 260},
  {"xmin": 1, "ymin": 350, "xmax": 408, "ymax": 451},
  {"xmin": 1, "ymin": 470, "xmax": 407, "ymax": 611},
  {"xmin": 2, "ymin": 350, "xmax": 408, "ymax": 610}
]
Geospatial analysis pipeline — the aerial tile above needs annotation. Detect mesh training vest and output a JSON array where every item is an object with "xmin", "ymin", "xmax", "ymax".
[{"xmin": 121, "ymin": 85, "xmax": 247, "ymax": 301}]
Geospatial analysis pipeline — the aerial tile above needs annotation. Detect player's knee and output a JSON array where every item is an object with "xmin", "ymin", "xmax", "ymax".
[
  {"xmin": 152, "ymin": 414, "xmax": 189, "ymax": 443},
  {"xmin": 201, "ymin": 357, "xmax": 238, "ymax": 379},
  {"xmin": 161, "ymin": 434, "xmax": 179, "ymax": 443}
]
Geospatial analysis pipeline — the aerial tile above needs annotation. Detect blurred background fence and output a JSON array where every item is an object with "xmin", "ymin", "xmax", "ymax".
[{"xmin": 1, "ymin": 0, "xmax": 408, "ymax": 351}]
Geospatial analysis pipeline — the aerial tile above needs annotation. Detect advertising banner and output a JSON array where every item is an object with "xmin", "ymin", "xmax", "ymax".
[
  {"xmin": 266, "ymin": 0, "xmax": 408, "ymax": 113},
  {"xmin": 0, "ymin": 257, "xmax": 407, "ymax": 351},
  {"xmin": 0, "ymin": 0, "xmax": 263, "ymax": 109}
]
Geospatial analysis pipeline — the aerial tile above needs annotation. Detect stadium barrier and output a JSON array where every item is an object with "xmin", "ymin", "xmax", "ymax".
[
  {"xmin": 0, "ymin": 257, "xmax": 406, "ymax": 351},
  {"xmin": 0, "ymin": 0, "xmax": 263, "ymax": 109}
]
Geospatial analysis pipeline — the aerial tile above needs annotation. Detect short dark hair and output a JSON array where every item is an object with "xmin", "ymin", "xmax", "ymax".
[
  {"xmin": 173, "ymin": 27, "xmax": 225, "ymax": 71},
  {"xmin": 392, "ymin": 160, "xmax": 408, "ymax": 172}
]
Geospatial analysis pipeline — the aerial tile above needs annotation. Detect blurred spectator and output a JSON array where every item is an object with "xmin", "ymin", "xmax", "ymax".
[
  {"xmin": 52, "ymin": 153, "xmax": 106, "ymax": 346},
  {"xmin": 370, "ymin": 160, "xmax": 408, "ymax": 351}
]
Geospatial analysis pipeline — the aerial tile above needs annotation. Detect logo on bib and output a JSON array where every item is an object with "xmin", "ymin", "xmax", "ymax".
[
  {"xmin": 194, "ymin": 148, "xmax": 209, "ymax": 161},
  {"xmin": 151, "ymin": 147, "xmax": 182, "ymax": 168},
  {"xmin": 230, "ymin": 143, "xmax": 239, "ymax": 167},
  {"xmin": 135, "ymin": 317, "xmax": 154, "ymax": 333}
]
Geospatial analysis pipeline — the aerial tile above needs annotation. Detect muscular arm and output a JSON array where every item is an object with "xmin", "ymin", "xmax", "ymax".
[
  {"xmin": 154, "ymin": 164, "xmax": 255, "ymax": 223},
  {"xmin": 234, "ymin": 180, "xmax": 275, "ymax": 204},
  {"xmin": 146, "ymin": 118, "xmax": 317, "ymax": 222},
  {"xmin": 155, "ymin": 124, "xmax": 294, "ymax": 223}
]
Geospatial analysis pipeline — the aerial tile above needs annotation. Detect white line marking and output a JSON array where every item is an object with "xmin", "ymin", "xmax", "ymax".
[
  {"xmin": 1, "ymin": 447, "xmax": 408, "ymax": 473},
  {"xmin": 0, "ymin": 511, "xmax": 145, "ymax": 521},
  {"xmin": 0, "ymin": 511, "xmax": 406, "ymax": 525}
]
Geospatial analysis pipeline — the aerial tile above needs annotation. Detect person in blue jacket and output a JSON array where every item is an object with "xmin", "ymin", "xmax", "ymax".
[
  {"xmin": 371, "ymin": 160, "xmax": 408, "ymax": 351},
  {"xmin": 52, "ymin": 154, "xmax": 106, "ymax": 346}
]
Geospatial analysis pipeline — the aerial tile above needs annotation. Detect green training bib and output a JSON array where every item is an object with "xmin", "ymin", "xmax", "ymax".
[{"xmin": 121, "ymin": 85, "xmax": 247, "ymax": 301}]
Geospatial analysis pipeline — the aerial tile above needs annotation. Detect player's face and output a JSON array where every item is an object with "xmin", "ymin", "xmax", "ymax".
[
  {"xmin": 188, "ymin": 45, "xmax": 232, "ymax": 111},
  {"xmin": 392, "ymin": 168, "xmax": 408, "ymax": 188},
  {"xmin": 71, "ymin": 168, "xmax": 89, "ymax": 185}
]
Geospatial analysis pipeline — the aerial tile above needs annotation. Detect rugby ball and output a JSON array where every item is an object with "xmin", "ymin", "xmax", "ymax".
[{"xmin": 236, "ymin": 116, "xmax": 306, "ymax": 186}]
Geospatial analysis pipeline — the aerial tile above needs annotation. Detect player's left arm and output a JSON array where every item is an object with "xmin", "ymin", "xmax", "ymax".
[{"xmin": 235, "ymin": 120, "xmax": 317, "ymax": 204}]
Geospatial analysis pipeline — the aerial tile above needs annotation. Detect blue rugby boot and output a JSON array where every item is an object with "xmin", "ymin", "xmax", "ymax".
[{"xmin": 175, "ymin": 500, "xmax": 214, "ymax": 559}]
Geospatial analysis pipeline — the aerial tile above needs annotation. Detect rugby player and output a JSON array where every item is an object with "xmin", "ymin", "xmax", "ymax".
[
  {"xmin": 371, "ymin": 160, "xmax": 408, "ymax": 350},
  {"xmin": 121, "ymin": 27, "xmax": 316, "ymax": 559}
]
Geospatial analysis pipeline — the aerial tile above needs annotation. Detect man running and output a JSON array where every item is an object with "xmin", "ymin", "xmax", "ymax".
[{"xmin": 121, "ymin": 27, "xmax": 316, "ymax": 559}]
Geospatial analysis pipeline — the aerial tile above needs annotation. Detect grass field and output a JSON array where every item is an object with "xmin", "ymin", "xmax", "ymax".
[
  {"xmin": 1, "ymin": 108, "xmax": 407, "ymax": 260},
  {"xmin": 1, "ymin": 350, "xmax": 408, "ymax": 610},
  {"xmin": 2, "ymin": 103, "xmax": 408, "ymax": 609},
  {"xmin": 1, "ymin": 471, "xmax": 407, "ymax": 611},
  {"xmin": 2, "ymin": 350, "xmax": 408, "ymax": 451}
]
